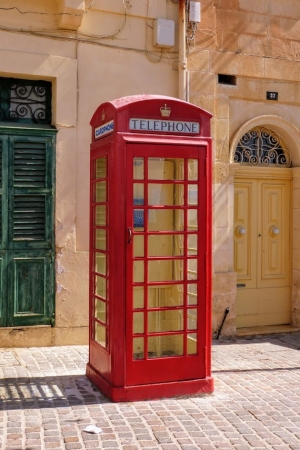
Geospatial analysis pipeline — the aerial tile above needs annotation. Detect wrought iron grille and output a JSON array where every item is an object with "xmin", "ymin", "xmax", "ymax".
[
  {"xmin": 0, "ymin": 78, "xmax": 51, "ymax": 125},
  {"xmin": 234, "ymin": 127, "xmax": 291, "ymax": 167}
]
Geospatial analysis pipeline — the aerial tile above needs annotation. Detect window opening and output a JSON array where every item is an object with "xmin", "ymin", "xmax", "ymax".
[
  {"xmin": 218, "ymin": 74, "xmax": 236, "ymax": 86},
  {"xmin": 234, "ymin": 126, "xmax": 291, "ymax": 167},
  {"xmin": 0, "ymin": 77, "xmax": 51, "ymax": 125}
]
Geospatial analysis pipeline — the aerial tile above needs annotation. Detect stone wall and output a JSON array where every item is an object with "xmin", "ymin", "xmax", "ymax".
[{"xmin": 188, "ymin": 0, "xmax": 300, "ymax": 335}]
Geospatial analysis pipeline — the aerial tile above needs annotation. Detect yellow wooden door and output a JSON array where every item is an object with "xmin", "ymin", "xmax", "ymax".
[{"xmin": 234, "ymin": 173, "xmax": 291, "ymax": 328}]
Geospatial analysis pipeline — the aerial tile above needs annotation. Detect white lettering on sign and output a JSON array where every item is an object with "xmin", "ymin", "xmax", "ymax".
[
  {"xmin": 129, "ymin": 118, "xmax": 200, "ymax": 134},
  {"xmin": 95, "ymin": 120, "xmax": 114, "ymax": 139}
]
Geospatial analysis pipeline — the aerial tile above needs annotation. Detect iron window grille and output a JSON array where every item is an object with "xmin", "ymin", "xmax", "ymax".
[
  {"xmin": 0, "ymin": 77, "xmax": 51, "ymax": 125},
  {"xmin": 234, "ymin": 127, "xmax": 291, "ymax": 167}
]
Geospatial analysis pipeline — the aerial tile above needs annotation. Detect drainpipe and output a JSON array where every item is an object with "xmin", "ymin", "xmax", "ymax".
[{"xmin": 178, "ymin": 0, "xmax": 187, "ymax": 101}]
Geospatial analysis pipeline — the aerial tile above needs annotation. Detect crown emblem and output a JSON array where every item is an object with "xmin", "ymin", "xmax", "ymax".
[
  {"xmin": 160, "ymin": 104, "xmax": 171, "ymax": 117},
  {"xmin": 101, "ymin": 109, "xmax": 106, "ymax": 121}
]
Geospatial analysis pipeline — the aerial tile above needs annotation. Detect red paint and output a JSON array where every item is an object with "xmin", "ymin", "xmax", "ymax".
[{"xmin": 87, "ymin": 95, "xmax": 213, "ymax": 402}]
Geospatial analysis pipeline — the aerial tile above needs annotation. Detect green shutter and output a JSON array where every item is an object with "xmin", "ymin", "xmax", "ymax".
[
  {"xmin": 0, "ymin": 139, "xmax": 2, "ymax": 244},
  {"xmin": 0, "ymin": 136, "xmax": 6, "ymax": 326},
  {"xmin": 0, "ymin": 129, "xmax": 56, "ymax": 327},
  {"xmin": 9, "ymin": 136, "xmax": 53, "ymax": 250},
  {"xmin": 13, "ymin": 195, "xmax": 46, "ymax": 241},
  {"xmin": 13, "ymin": 141, "xmax": 46, "ymax": 187},
  {"xmin": 0, "ymin": 252, "xmax": 5, "ymax": 326}
]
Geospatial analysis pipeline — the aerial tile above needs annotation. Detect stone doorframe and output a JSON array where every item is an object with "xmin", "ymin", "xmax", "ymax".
[{"xmin": 229, "ymin": 115, "xmax": 300, "ymax": 329}]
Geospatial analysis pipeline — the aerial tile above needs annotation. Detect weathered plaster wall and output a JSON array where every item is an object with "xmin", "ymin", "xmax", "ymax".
[
  {"xmin": 0, "ymin": 0, "xmax": 179, "ymax": 347},
  {"xmin": 76, "ymin": 1, "xmax": 178, "ymax": 251},
  {"xmin": 76, "ymin": 43, "xmax": 178, "ymax": 251},
  {"xmin": 0, "ymin": 0, "xmax": 59, "ymax": 29},
  {"xmin": 188, "ymin": 0, "xmax": 300, "ymax": 336}
]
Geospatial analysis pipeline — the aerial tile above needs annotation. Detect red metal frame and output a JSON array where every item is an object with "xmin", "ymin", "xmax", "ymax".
[{"xmin": 87, "ymin": 95, "xmax": 213, "ymax": 401}]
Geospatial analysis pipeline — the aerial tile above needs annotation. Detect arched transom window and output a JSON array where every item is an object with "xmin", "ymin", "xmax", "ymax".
[{"xmin": 234, "ymin": 126, "xmax": 291, "ymax": 167}]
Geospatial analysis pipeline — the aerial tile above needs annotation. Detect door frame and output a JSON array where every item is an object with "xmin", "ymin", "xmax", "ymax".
[{"xmin": 228, "ymin": 114, "xmax": 300, "ymax": 332}]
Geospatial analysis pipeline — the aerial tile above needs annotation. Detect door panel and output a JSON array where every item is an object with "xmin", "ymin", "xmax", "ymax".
[
  {"xmin": 234, "ymin": 182, "xmax": 257, "ymax": 288},
  {"xmin": 237, "ymin": 292, "xmax": 291, "ymax": 328},
  {"xmin": 235, "ymin": 176, "xmax": 291, "ymax": 328},
  {"xmin": 257, "ymin": 287, "xmax": 290, "ymax": 314},
  {"xmin": 126, "ymin": 145, "xmax": 207, "ymax": 385},
  {"xmin": 0, "ymin": 250, "xmax": 6, "ymax": 326},
  {"xmin": 8, "ymin": 252, "xmax": 54, "ymax": 327},
  {"xmin": 258, "ymin": 182, "xmax": 290, "ymax": 287},
  {"xmin": 236, "ymin": 289, "xmax": 258, "ymax": 317}
]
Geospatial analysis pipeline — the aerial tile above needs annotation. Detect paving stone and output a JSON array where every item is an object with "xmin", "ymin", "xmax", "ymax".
[{"xmin": 0, "ymin": 334, "xmax": 300, "ymax": 448}]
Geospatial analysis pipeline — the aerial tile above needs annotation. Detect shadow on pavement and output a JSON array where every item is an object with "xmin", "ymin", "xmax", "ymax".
[
  {"xmin": 213, "ymin": 331, "xmax": 300, "ymax": 350},
  {"xmin": 1, "ymin": 333, "xmax": 300, "ymax": 411},
  {"xmin": 0, "ymin": 375, "xmax": 111, "ymax": 410}
]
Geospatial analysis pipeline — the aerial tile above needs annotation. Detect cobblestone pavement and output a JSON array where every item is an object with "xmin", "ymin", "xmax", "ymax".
[{"xmin": 1, "ymin": 332, "xmax": 300, "ymax": 449}]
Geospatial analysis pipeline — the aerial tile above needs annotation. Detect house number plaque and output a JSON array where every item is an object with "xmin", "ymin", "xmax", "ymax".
[{"xmin": 266, "ymin": 91, "xmax": 278, "ymax": 101}]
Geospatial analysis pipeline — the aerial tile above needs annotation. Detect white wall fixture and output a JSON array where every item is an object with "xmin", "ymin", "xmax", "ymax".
[
  {"xmin": 153, "ymin": 19, "xmax": 175, "ymax": 48},
  {"xmin": 189, "ymin": 1, "xmax": 201, "ymax": 23}
]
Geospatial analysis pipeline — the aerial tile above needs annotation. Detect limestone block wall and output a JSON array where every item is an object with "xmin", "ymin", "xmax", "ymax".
[{"xmin": 188, "ymin": 0, "xmax": 300, "ymax": 336}]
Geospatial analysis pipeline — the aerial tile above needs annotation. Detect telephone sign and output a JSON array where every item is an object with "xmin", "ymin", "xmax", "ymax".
[{"xmin": 129, "ymin": 118, "xmax": 200, "ymax": 133}]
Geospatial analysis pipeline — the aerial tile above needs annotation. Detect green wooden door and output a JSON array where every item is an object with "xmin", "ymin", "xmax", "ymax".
[{"xmin": 0, "ymin": 129, "xmax": 55, "ymax": 327}]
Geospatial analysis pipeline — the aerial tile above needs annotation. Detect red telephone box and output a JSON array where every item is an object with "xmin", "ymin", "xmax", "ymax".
[{"xmin": 86, "ymin": 95, "xmax": 213, "ymax": 402}]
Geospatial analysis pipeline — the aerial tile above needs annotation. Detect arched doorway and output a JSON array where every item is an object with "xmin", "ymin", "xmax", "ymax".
[{"xmin": 232, "ymin": 125, "xmax": 292, "ymax": 328}]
